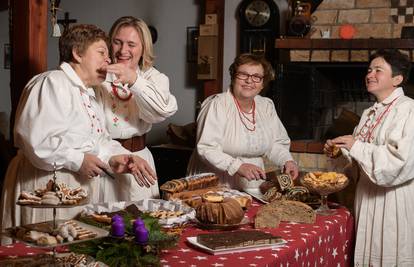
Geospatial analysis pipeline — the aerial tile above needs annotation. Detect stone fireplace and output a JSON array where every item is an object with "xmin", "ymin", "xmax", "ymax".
[{"xmin": 268, "ymin": 0, "xmax": 414, "ymax": 172}]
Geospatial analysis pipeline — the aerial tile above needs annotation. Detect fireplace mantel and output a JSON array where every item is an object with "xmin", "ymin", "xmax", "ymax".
[
  {"xmin": 274, "ymin": 38, "xmax": 414, "ymax": 63},
  {"xmin": 275, "ymin": 38, "xmax": 414, "ymax": 50}
]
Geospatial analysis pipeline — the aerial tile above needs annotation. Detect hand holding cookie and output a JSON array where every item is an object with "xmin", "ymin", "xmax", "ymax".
[{"xmin": 324, "ymin": 139, "xmax": 342, "ymax": 158}]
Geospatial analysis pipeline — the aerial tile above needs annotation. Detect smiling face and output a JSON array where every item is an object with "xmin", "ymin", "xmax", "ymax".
[
  {"xmin": 73, "ymin": 39, "xmax": 110, "ymax": 87},
  {"xmin": 111, "ymin": 26, "xmax": 143, "ymax": 70},
  {"xmin": 366, "ymin": 57, "xmax": 403, "ymax": 102},
  {"xmin": 232, "ymin": 63, "xmax": 265, "ymax": 102}
]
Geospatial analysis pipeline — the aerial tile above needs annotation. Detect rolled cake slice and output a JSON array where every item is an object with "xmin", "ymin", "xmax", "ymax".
[
  {"xmin": 276, "ymin": 174, "xmax": 294, "ymax": 191},
  {"xmin": 285, "ymin": 186, "xmax": 310, "ymax": 201}
]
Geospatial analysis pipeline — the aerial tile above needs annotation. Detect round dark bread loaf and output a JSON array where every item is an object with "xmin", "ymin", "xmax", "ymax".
[{"xmin": 196, "ymin": 197, "xmax": 244, "ymax": 225}]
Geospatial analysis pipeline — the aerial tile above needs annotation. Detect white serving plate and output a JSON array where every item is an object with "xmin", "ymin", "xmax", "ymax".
[
  {"xmin": 243, "ymin": 188, "xmax": 269, "ymax": 204},
  {"xmin": 194, "ymin": 217, "xmax": 250, "ymax": 230},
  {"xmin": 186, "ymin": 236, "xmax": 287, "ymax": 255},
  {"xmin": 4, "ymin": 219, "xmax": 108, "ymax": 248}
]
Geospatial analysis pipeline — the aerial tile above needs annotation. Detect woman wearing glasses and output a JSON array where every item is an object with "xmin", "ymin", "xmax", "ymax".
[{"xmin": 187, "ymin": 53, "xmax": 298, "ymax": 190}]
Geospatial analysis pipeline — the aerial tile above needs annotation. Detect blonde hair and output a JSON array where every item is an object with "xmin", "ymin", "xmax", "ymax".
[{"xmin": 109, "ymin": 16, "xmax": 154, "ymax": 71}]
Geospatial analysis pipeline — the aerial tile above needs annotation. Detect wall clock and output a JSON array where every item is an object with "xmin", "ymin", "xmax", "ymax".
[
  {"xmin": 238, "ymin": 0, "xmax": 279, "ymax": 63},
  {"xmin": 244, "ymin": 0, "xmax": 271, "ymax": 27}
]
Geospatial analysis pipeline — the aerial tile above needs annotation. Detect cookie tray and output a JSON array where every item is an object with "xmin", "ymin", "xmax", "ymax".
[
  {"xmin": 16, "ymin": 197, "xmax": 89, "ymax": 208},
  {"xmin": 2, "ymin": 219, "xmax": 108, "ymax": 248}
]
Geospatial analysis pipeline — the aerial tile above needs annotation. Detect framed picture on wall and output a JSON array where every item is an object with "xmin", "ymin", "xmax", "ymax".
[
  {"xmin": 186, "ymin": 27, "xmax": 199, "ymax": 63},
  {"xmin": 4, "ymin": 44, "xmax": 10, "ymax": 69}
]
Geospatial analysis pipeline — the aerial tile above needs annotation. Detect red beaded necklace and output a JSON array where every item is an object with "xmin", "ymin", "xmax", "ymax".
[
  {"xmin": 112, "ymin": 83, "xmax": 132, "ymax": 101},
  {"xmin": 232, "ymin": 94, "xmax": 256, "ymax": 131},
  {"xmin": 355, "ymin": 96, "xmax": 400, "ymax": 142}
]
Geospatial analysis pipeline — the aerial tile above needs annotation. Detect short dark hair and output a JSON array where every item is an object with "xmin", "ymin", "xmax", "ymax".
[
  {"xmin": 229, "ymin": 53, "xmax": 274, "ymax": 89},
  {"xmin": 59, "ymin": 24, "xmax": 108, "ymax": 63},
  {"xmin": 369, "ymin": 49, "xmax": 412, "ymax": 85}
]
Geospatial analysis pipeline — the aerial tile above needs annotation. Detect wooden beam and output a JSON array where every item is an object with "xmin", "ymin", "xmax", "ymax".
[
  {"xmin": 202, "ymin": 0, "xmax": 224, "ymax": 99},
  {"xmin": 9, "ymin": 0, "xmax": 48, "ymax": 141}
]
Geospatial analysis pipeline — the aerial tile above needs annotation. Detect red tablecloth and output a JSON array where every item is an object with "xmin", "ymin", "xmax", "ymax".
[
  {"xmin": 0, "ymin": 201, "xmax": 354, "ymax": 267},
  {"xmin": 161, "ymin": 201, "xmax": 354, "ymax": 267}
]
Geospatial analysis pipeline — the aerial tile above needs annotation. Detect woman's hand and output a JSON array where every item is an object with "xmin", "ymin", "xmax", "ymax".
[
  {"xmin": 324, "ymin": 139, "xmax": 336, "ymax": 158},
  {"xmin": 324, "ymin": 135, "xmax": 355, "ymax": 152},
  {"xmin": 284, "ymin": 160, "xmax": 299, "ymax": 180},
  {"xmin": 105, "ymin": 63, "xmax": 137, "ymax": 85},
  {"xmin": 127, "ymin": 155, "xmax": 157, "ymax": 188},
  {"xmin": 79, "ymin": 153, "xmax": 107, "ymax": 179},
  {"xmin": 109, "ymin": 154, "xmax": 157, "ymax": 188},
  {"xmin": 237, "ymin": 163, "xmax": 266, "ymax": 181}
]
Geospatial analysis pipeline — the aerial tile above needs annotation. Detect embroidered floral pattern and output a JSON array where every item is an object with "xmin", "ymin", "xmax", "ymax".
[
  {"xmin": 80, "ymin": 91, "xmax": 103, "ymax": 134},
  {"xmin": 109, "ymin": 89, "xmax": 132, "ymax": 128}
]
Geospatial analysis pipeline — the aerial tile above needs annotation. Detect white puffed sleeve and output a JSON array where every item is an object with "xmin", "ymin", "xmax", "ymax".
[
  {"xmin": 261, "ymin": 98, "xmax": 294, "ymax": 168},
  {"xmin": 196, "ymin": 95, "xmax": 243, "ymax": 176},
  {"xmin": 129, "ymin": 67, "xmax": 177, "ymax": 123},
  {"xmin": 349, "ymin": 99, "xmax": 414, "ymax": 187},
  {"xmin": 14, "ymin": 72, "xmax": 85, "ymax": 172}
]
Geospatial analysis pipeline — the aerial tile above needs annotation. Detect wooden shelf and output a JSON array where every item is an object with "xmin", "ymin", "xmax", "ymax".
[{"xmin": 275, "ymin": 38, "xmax": 414, "ymax": 50}]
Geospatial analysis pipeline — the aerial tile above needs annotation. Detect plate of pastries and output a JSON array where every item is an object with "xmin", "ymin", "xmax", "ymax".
[
  {"xmin": 160, "ymin": 173, "xmax": 254, "ymax": 229},
  {"xmin": 301, "ymin": 171, "xmax": 349, "ymax": 195},
  {"xmin": 17, "ymin": 179, "xmax": 88, "ymax": 207},
  {"xmin": 4, "ymin": 219, "xmax": 107, "ymax": 248}
]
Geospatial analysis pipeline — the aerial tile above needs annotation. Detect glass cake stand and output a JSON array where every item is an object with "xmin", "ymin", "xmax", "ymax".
[
  {"xmin": 301, "ymin": 175, "xmax": 349, "ymax": 215},
  {"xmin": 12, "ymin": 163, "xmax": 93, "ymax": 264}
]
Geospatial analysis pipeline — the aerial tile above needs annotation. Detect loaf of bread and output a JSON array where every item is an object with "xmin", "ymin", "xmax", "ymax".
[
  {"xmin": 160, "ymin": 173, "xmax": 219, "ymax": 193},
  {"xmin": 163, "ymin": 186, "xmax": 224, "ymax": 201},
  {"xmin": 254, "ymin": 200, "xmax": 315, "ymax": 229},
  {"xmin": 254, "ymin": 206, "xmax": 281, "ymax": 228}
]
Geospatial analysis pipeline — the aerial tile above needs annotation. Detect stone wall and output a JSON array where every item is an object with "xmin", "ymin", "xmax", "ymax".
[
  {"xmin": 312, "ymin": 0, "xmax": 403, "ymax": 39},
  {"xmin": 290, "ymin": 0, "xmax": 414, "ymax": 61}
]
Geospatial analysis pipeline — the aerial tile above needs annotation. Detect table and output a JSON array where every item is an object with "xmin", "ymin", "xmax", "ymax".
[
  {"xmin": 161, "ymin": 201, "xmax": 354, "ymax": 266},
  {"xmin": 0, "ymin": 201, "xmax": 354, "ymax": 266}
]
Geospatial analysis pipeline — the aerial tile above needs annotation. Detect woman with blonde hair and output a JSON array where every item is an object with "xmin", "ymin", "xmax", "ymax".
[
  {"xmin": 0, "ymin": 24, "xmax": 156, "ymax": 229},
  {"xmin": 96, "ymin": 16, "xmax": 177, "ymax": 201}
]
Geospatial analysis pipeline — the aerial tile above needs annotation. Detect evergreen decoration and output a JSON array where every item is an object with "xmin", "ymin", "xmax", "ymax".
[{"xmin": 70, "ymin": 211, "xmax": 178, "ymax": 266}]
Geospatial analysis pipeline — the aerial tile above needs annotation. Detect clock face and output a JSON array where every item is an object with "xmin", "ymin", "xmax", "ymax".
[{"xmin": 245, "ymin": 0, "xmax": 271, "ymax": 27}]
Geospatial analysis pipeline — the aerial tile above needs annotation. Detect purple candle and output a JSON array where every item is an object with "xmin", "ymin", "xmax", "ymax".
[
  {"xmin": 135, "ymin": 224, "xmax": 149, "ymax": 244},
  {"xmin": 111, "ymin": 221, "xmax": 125, "ymax": 237},
  {"xmin": 111, "ymin": 214, "xmax": 123, "ymax": 223},
  {"xmin": 133, "ymin": 218, "xmax": 144, "ymax": 233}
]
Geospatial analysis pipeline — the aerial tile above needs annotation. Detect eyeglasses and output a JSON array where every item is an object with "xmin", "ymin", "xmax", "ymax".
[{"xmin": 235, "ymin": 72, "xmax": 264, "ymax": 83}]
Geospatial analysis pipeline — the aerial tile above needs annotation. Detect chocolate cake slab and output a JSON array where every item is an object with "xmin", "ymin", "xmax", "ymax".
[{"xmin": 196, "ymin": 230, "xmax": 282, "ymax": 250}]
